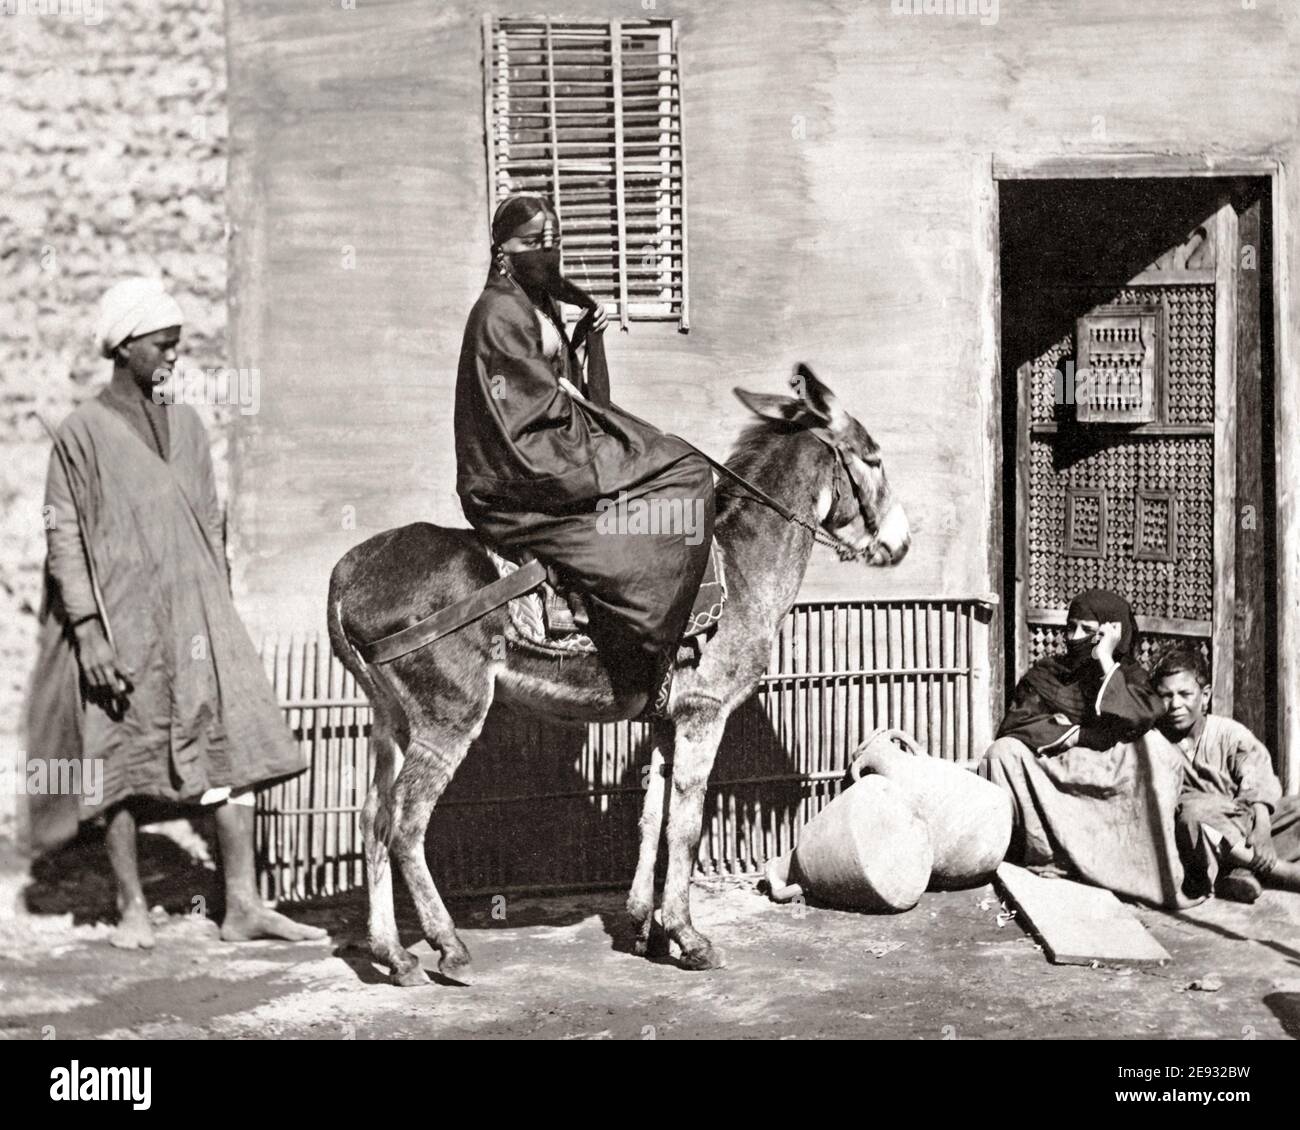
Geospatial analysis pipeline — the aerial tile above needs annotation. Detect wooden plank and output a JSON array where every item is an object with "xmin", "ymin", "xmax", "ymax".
[
  {"xmin": 610, "ymin": 19, "xmax": 630, "ymax": 331},
  {"xmin": 1029, "ymin": 607, "xmax": 1212, "ymax": 638},
  {"xmin": 672, "ymin": 19, "xmax": 690, "ymax": 332},
  {"xmin": 995, "ymin": 863, "xmax": 1171, "ymax": 966},
  {"xmin": 1213, "ymin": 200, "xmax": 1239, "ymax": 713},
  {"xmin": 1234, "ymin": 194, "xmax": 1270, "ymax": 749},
  {"xmin": 482, "ymin": 14, "xmax": 497, "ymax": 226},
  {"xmin": 994, "ymin": 153, "xmax": 1282, "ymax": 181},
  {"xmin": 1014, "ymin": 362, "xmax": 1032, "ymax": 684},
  {"xmin": 1270, "ymin": 166, "xmax": 1297, "ymax": 795},
  {"xmin": 984, "ymin": 173, "xmax": 1004, "ymax": 736},
  {"xmin": 543, "ymin": 18, "xmax": 564, "ymax": 226}
]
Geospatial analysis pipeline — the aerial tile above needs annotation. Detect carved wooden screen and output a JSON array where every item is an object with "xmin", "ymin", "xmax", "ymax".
[{"xmin": 1016, "ymin": 202, "xmax": 1237, "ymax": 699}]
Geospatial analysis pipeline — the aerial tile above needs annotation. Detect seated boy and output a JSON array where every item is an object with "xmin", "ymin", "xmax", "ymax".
[{"xmin": 1153, "ymin": 645, "xmax": 1300, "ymax": 902}]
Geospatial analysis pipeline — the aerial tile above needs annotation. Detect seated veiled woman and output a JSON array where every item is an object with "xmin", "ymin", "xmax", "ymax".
[{"xmin": 980, "ymin": 589, "xmax": 1196, "ymax": 907}]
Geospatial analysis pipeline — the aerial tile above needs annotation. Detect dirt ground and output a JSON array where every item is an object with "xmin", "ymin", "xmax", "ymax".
[{"xmin": 2, "ymin": 831, "xmax": 1299, "ymax": 1040}]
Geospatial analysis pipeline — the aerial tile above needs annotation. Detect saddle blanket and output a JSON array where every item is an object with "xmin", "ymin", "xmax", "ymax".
[{"xmin": 487, "ymin": 539, "xmax": 726, "ymax": 655}]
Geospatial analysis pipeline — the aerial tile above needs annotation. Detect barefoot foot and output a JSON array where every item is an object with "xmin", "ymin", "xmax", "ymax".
[
  {"xmin": 220, "ymin": 904, "xmax": 328, "ymax": 942},
  {"xmin": 110, "ymin": 899, "xmax": 155, "ymax": 950}
]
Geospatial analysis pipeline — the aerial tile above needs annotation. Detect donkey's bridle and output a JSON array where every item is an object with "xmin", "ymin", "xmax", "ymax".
[
  {"xmin": 797, "ymin": 436, "xmax": 882, "ymax": 562},
  {"xmin": 553, "ymin": 374, "xmax": 883, "ymax": 563},
  {"xmin": 692, "ymin": 431, "xmax": 881, "ymax": 563}
]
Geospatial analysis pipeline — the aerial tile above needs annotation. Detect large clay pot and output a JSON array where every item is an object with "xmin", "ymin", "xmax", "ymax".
[
  {"xmin": 850, "ymin": 729, "xmax": 1012, "ymax": 889},
  {"xmin": 764, "ymin": 774, "xmax": 933, "ymax": 912}
]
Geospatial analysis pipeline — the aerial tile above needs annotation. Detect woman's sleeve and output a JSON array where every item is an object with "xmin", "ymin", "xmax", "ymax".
[
  {"xmin": 480, "ymin": 305, "xmax": 585, "ymax": 449},
  {"xmin": 1088, "ymin": 661, "xmax": 1166, "ymax": 740},
  {"xmin": 996, "ymin": 676, "xmax": 1074, "ymax": 752},
  {"xmin": 43, "ymin": 444, "xmax": 100, "ymax": 625}
]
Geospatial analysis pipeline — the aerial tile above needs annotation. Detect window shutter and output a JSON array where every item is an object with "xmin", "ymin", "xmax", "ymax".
[{"xmin": 483, "ymin": 15, "xmax": 689, "ymax": 331}]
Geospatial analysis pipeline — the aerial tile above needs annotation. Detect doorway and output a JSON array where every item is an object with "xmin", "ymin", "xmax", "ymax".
[{"xmin": 998, "ymin": 176, "xmax": 1277, "ymax": 757}]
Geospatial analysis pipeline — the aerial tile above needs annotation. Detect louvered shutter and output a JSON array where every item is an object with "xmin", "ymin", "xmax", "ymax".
[{"xmin": 484, "ymin": 15, "xmax": 689, "ymax": 331}]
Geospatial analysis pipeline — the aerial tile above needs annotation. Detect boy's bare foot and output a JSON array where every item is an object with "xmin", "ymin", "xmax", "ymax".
[
  {"xmin": 110, "ymin": 898, "xmax": 156, "ymax": 949},
  {"xmin": 220, "ymin": 903, "xmax": 328, "ymax": 943},
  {"xmin": 1216, "ymin": 868, "xmax": 1262, "ymax": 904}
]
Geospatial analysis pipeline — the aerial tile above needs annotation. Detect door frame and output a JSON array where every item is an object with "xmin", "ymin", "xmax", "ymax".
[{"xmin": 986, "ymin": 153, "xmax": 1293, "ymax": 791}]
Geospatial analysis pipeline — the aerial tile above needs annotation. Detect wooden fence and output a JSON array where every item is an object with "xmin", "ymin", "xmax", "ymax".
[{"xmin": 254, "ymin": 596, "xmax": 996, "ymax": 902}]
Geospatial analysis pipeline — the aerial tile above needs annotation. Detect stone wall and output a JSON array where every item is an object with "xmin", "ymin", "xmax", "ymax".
[{"xmin": 0, "ymin": 0, "xmax": 230, "ymax": 839}]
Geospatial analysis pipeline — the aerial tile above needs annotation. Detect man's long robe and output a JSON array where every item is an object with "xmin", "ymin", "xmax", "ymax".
[
  {"xmin": 21, "ymin": 393, "xmax": 304, "ymax": 853},
  {"xmin": 454, "ymin": 271, "xmax": 715, "ymax": 682}
]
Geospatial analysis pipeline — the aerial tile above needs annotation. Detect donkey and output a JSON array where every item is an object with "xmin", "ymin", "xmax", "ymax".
[{"xmin": 327, "ymin": 366, "xmax": 910, "ymax": 985}]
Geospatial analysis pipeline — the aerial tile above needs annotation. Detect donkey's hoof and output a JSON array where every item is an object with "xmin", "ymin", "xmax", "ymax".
[
  {"xmin": 678, "ymin": 942, "xmax": 725, "ymax": 971},
  {"xmin": 438, "ymin": 954, "xmax": 473, "ymax": 984},
  {"xmin": 437, "ymin": 939, "xmax": 473, "ymax": 984},
  {"xmin": 632, "ymin": 919, "xmax": 670, "ymax": 959},
  {"xmin": 392, "ymin": 964, "xmax": 431, "ymax": 988}
]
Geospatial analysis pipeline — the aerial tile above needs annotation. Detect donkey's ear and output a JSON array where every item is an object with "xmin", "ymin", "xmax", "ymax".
[
  {"xmin": 734, "ymin": 387, "xmax": 810, "ymax": 425},
  {"xmin": 790, "ymin": 363, "xmax": 849, "ymax": 432}
]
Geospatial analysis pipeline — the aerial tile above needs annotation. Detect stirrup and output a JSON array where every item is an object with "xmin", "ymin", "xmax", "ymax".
[{"xmin": 633, "ymin": 657, "xmax": 675, "ymax": 722}]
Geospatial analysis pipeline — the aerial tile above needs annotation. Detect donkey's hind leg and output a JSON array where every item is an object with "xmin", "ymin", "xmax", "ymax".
[
  {"xmin": 362, "ymin": 714, "xmax": 427, "ymax": 986},
  {"xmin": 388, "ymin": 730, "xmax": 476, "ymax": 983}
]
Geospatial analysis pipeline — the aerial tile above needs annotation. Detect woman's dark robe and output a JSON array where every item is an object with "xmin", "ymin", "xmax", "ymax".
[
  {"xmin": 998, "ymin": 656, "xmax": 1166, "ymax": 753},
  {"xmin": 454, "ymin": 271, "xmax": 715, "ymax": 679},
  {"xmin": 21, "ymin": 393, "xmax": 305, "ymax": 853},
  {"xmin": 982, "ymin": 642, "xmax": 1191, "ymax": 906}
]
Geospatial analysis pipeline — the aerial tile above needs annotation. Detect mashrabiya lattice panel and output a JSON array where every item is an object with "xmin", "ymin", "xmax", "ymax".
[{"xmin": 1028, "ymin": 436, "xmax": 1213, "ymax": 622}]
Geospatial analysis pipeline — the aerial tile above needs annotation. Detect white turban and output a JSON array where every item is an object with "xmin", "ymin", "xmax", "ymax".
[{"xmin": 97, "ymin": 277, "xmax": 184, "ymax": 359}]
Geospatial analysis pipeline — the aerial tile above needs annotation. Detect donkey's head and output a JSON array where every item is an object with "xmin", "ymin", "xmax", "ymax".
[{"xmin": 733, "ymin": 363, "xmax": 910, "ymax": 566}]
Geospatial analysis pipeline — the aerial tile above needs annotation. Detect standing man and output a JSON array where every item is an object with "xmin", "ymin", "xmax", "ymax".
[
  {"xmin": 23, "ymin": 277, "xmax": 326, "ymax": 949},
  {"xmin": 454, "ymin": 194, "xmax": 716, "ymax": 715}
]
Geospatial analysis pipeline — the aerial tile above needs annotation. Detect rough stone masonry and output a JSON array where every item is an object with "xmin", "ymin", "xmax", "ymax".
[{"xmin": 0, "ymin": 0, "xmax": 231, "ymax": 840}]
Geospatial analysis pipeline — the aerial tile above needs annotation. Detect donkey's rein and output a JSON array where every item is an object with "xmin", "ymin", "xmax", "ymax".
[
  {"xmin": 687, "ymin": 439, "xmax": 873, "ymax": 563},
  {"xmin": 555, "ymin": 377, "xmax": 871, "ymax": 561}
]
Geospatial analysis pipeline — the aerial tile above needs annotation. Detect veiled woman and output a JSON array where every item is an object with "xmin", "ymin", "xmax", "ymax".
[
  {"xmin": 454, "ymin": 194, "xmax": 716, "ymax": 715},
  {"xmin": 980, "ymin": 588, "xmax": 1196, "ymax": 907}
]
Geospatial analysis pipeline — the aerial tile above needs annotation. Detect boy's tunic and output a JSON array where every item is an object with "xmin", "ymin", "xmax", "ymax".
[
  {"xmin": 1173, "ymin": 714, "xmax": 1300, "ymax": 889},
  {"xmin": 22, "ymin": 392, "xmax": 305, "ymax": 852}
]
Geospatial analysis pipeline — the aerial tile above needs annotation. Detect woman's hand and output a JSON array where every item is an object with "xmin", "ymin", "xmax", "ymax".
[{"xmin": 1091, "ymin": 620, "xmax": 1123, "ymax": 671}]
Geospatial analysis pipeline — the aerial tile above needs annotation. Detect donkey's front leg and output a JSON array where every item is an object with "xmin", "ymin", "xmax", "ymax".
[
  {"xmin": 627, "ymin": 722, "xmax": 671, "ymax": 957},
  {"xmin": 661, "ymin": 711, "xmax": 727, "ymax": 970}
]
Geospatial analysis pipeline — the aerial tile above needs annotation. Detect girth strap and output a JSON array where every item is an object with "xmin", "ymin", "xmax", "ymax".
[{"xmin": 359, "ymin": 558, "xmax": 547, "ymax": 665}]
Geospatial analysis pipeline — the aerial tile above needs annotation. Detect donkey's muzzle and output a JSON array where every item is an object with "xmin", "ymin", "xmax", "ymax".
[{"xmin": 867, "ymin": 503, "xmax": 910, "ymax": 567}]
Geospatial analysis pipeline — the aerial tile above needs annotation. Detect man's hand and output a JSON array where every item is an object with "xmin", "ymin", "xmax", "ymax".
[
  {"xmin": 73, "ymin": 619, "xmax": 133, "ymax": 702},
  {"xmin": 1091, "ymin": 620, "xmax": 1123, "ymax": 672},
  {"xmin": 1247, "ymin": 805, "xmax": 1278, "ymax": 875}
]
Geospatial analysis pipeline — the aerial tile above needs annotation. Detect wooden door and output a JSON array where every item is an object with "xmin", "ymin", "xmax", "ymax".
[{"xmin": 1005, "ymin": 183, "xmax": 1254, "ymax": 717}]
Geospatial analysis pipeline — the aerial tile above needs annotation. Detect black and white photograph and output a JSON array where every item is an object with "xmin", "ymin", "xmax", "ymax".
[{"xmin": 1, "ymin": 0, "xmax": 1298, "ymax": 1083}]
